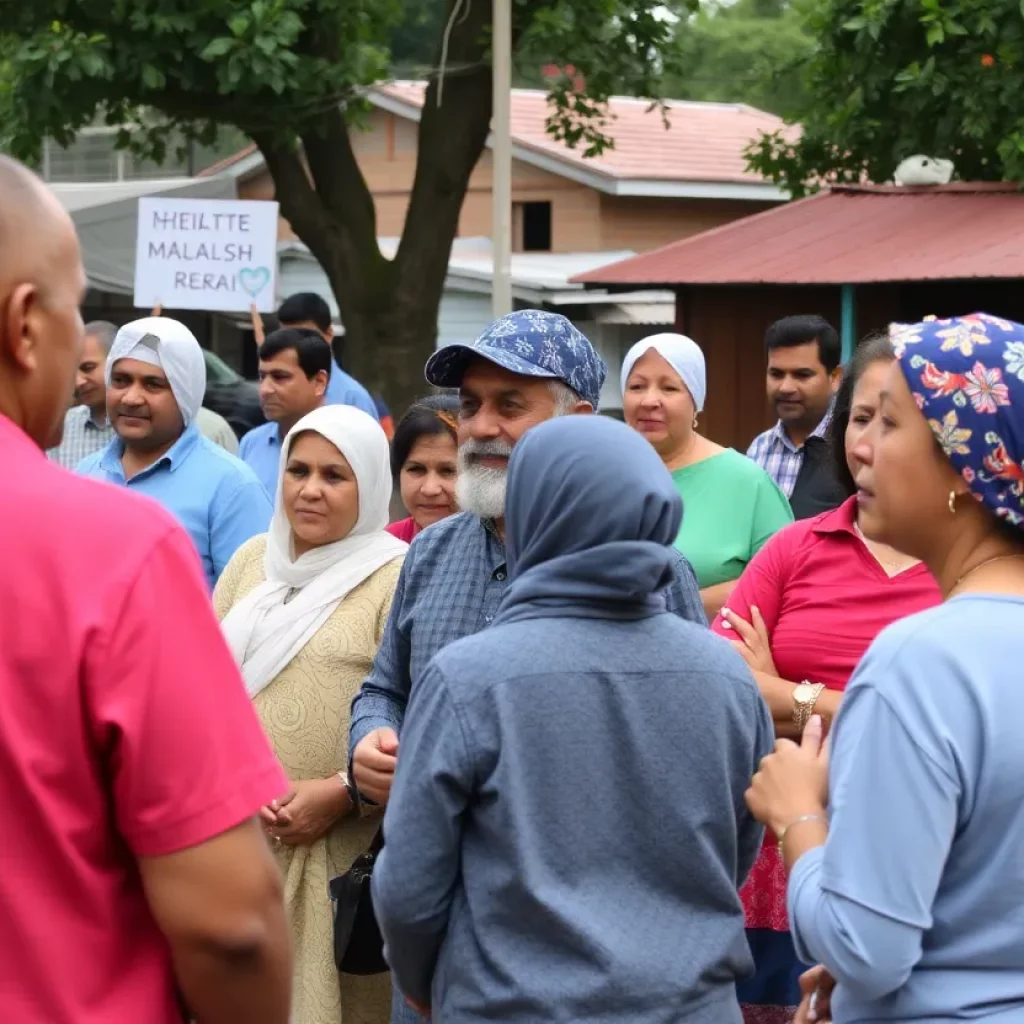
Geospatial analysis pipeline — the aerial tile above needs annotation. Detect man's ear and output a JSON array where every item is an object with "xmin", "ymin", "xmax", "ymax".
[
  {"xmin": 829, "ymin": 367, "xmax": 843, "ymax": 393},
  {"xmin": 573, "ymin": 401, "xmax": 595, "ymax": 415},
  {"xmin": 1, "ymin": 283, "xmax": 38, "ymax": 372},
  {"xmin": 314, "ymin": 370, "xmax": 329, "ymax": 397}
]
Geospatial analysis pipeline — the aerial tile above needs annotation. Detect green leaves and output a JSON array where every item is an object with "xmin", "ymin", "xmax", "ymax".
[{"xmin": 746, "ymin": 0, "xmax": 1024, "ymax": 190}]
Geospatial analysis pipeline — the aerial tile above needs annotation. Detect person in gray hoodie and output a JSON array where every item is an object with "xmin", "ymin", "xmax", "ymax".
[{"xmin": 372, "ymin": 413, "xmax": 773, "ymax": 1023}]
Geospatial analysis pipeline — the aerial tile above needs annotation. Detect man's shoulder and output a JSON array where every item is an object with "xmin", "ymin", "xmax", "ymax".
[
  {"xmin": 410, "ymin": 512, "xmax": 483, "ymax": 551},
  {"xmin": 12, "ymin": 460, "xmax": 180, "ymax": 552},
  {"xmin": 240, "ymin": 421, "xmax": 275, "ymax": 449},
  {"xmin": 195, "ymin": 435, "xmax": 265, "ymax": 485},
  {"xmin": 75, "ymin": 446, "xmax": 108, "ymax": 475},
  {"xmin": 746, "ymin": 424, "xmax": 780, "ymax": 454},
  {"xmin": 62, "ymin": 404, "xmax": 89, "ymax": 427}
]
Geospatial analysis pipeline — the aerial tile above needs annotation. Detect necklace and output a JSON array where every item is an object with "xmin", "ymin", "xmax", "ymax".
[
  {"xmin": 951, "ymin": 553, "xmax": 1024, "ymax": 595},
  {"xmin": 853, "ymin": 523, "xmax": 912, "ymax": 575}
]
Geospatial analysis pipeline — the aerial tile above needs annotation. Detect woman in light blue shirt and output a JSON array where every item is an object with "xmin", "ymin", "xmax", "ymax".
[{"xmin": 746, "ymin": 313, "xmax": 1024, "ymax": 1023}]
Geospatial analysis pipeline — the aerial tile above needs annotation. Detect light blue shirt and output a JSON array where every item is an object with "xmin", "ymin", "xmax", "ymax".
[
  {"xmin": 77, "ymin": 424, "xmax": 272, "ymax": 589},
  {"xmin": 326, "ymin": 359, "xmax": 379, "ymax": 420},
  {"xmin": 238, "ymin": 421, "xmax": 282, "ymax": 500},
  {"xmin": 789, "ymin": 595, "xmax": 1024, "ymax": 1022}
]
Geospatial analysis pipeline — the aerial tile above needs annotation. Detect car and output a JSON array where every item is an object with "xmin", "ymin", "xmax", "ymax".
[{"xmin": 202, "ymin": 348, "xmax": 264, "ymax": 439}]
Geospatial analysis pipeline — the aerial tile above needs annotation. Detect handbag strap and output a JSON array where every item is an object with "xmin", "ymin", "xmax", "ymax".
[{"xmin": 368, "ymin": 825, "xmax": 384, "ymax": 855}]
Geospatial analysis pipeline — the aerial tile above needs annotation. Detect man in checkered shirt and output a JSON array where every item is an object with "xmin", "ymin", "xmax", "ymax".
[
  {"xmin": 351, "ymin": 312, "xmax": 706, "ymax": 1021},
  {"xmin": 746, "ymin": 314, "xmax": 843, "ymax": 516},
  {"xmin": 47, "ymin": 320, "xmax": 117, "ymax": 468}
]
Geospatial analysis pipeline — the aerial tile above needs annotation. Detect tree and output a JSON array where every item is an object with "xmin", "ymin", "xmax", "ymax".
[
  {"xmin": 746, "ymin": 0, "xmax": 1024, "ymax": 196},
  {"xmin": 662, "ymin": 0, "xmax": 812, "ymax": 119},
  {"xmin": 0, "ymin": 0, "xmax": 690, "ymax": 411}
]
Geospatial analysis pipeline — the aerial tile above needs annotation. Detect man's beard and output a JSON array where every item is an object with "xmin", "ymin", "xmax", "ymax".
[{"xmin": 456, "ymin": 440, "xmax": 514, "ymax": 520}]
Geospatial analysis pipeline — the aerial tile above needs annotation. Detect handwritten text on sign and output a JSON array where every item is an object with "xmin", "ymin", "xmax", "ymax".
[{"xmin": 133, "ymin": 197, "xmax": 279, "ymax": 313}]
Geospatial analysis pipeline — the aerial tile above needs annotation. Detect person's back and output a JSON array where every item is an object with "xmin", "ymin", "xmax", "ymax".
[
  {"xmin": 429, "ymin": 614, "xmax": 768, "ymax": 1022},
  {"xmin": 373, "ymin": 415, "xmax": 771, "ymax": 1022},
  {"xmin": 1, "ymin": 424, "xmax": 287, "ymax": 1022},
  {"xmin": 0, "ymin": 154, "xmax": 290, "ymax": 1024}
]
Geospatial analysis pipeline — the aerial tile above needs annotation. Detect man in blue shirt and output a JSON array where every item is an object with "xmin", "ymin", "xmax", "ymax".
[
  {"xmin": 276, "ymin": 292, "xmax": 379, "ymax": 419},
  {"xmin": 239, "ymin": 328, "xmax": 330, "ymax": 499},
  {"xmin": 78, "ymin": 317, "xmax": 271, "ymax": 589}
]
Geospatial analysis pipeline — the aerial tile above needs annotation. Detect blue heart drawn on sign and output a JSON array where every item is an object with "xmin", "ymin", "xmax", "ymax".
[{"xmin": 239, "ymin": 266, "xmax": 271, "ymax": 298}]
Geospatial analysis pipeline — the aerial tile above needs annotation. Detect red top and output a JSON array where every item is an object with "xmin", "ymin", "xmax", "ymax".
[
  {"xmin": 711, "ymin": 496, "xmax": 942, "ymax": 930},
  {"xmin": 0, "ymin": 415, "xmax": 287, "ymax": 1024},
  {"xmin": 386, "ymin": 516, "xmax": 419, "ymax": 543}
]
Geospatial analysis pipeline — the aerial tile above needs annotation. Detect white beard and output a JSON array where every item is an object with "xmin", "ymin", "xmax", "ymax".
[{"xmin": 456, "ymin": 440, "xmax": 513, "ymax": 520}]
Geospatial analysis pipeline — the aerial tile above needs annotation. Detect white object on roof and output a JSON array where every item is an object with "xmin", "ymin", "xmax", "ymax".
[{"xmin": 893, "ymin": 155, "xmax": 954, "ymax": 186}]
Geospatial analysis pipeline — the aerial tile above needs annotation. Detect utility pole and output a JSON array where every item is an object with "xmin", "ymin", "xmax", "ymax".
[{"xmin": 491, "ymin": 0, "xmax": 512, "ymax": 317}]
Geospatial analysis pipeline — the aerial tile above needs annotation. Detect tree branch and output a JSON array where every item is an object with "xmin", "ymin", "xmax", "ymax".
[{"xmin": 301, "ymin": 105, "xmax": 380, "ymax": 265}]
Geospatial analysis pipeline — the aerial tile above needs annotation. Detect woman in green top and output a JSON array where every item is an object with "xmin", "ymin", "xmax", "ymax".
[{"xmin": 622, "ymin": 334, "xmax": 793, "ymax": 619}]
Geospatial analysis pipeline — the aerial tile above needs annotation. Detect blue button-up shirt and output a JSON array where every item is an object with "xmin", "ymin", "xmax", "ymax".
[
  {"xmin": 77, "ymin": 424, "xmax": 272, "ymax": 588},
  {"xmin": 326, "ymin": 360, "xmax": 379, "ymax": 420},
  {"xmin": 238, "ymin": 421, "xmax": 282, "ymax": 500}
]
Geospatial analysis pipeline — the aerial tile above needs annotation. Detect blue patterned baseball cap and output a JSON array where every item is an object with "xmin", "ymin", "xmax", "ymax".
[{"xmin": 424, "ymin": 310, "xmax": 607, "ymax": 409}]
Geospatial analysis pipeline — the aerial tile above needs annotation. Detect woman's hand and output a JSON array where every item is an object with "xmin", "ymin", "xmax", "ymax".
[
  {"xmin": 795, "ymin": 965, "xmax": 835, "ymax": 1023},
  {"xmin": 721, "ymin": 606, "xmax": 778, "ymax": 676},
  {"xmin": 266, "ymin": 777, "xmax": 351, "ymax": 847},
  {"xmin": 746, "ymin": 715, "xmax": 830, "ymax": 837}
]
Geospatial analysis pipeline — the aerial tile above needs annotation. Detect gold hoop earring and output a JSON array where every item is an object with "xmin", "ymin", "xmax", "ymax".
[{"xmin": 948, "ymin": 490, "xmax": 957, "ymax": 515}]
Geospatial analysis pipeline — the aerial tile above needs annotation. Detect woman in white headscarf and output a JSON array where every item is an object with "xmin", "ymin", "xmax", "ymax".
[
  {"xmin": 622, "ymin": 334, "xmax": 793, "ymax": 618},
  {"xmin": 215, "ymin": 405, "xmax": 407, "ymax": 1024}
]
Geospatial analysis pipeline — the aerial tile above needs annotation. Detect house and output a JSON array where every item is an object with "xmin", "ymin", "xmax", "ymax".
[
  {"xmin": 201, "ymin": 82, "xmax": 788, "ymax": 400},
  {"xmin": 205, "ymin": 82, "xmax": 789, "ymax": 255},
  {"xmin": 574, "ymin": 182, "xmax": 1024, "ymax": 447}
]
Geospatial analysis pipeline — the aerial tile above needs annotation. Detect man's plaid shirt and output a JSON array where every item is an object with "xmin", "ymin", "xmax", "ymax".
[
  {"xmin": 745, "ymin": 411, "xmax": 833, "ymax": 498},
  {"xmin": 47, "ymin": 406, "xmax": 115, "ymax": 470}
]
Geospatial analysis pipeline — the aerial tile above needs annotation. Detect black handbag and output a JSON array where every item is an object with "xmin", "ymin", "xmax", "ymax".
[{"xmin": 329, "ymin": 826, "xmax": 389, "ymax": 975}]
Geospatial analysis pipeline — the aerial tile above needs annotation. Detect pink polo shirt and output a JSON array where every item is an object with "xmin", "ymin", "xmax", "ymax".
[
  {"xmin": 711, "ymin": 496, "xmax": 941, "ymax": 690},
  {"xmin": 0, "ymin": 414, "xmax": 287, "ymax": 1024},
  {"xmin": 711, "ymin": 496, "xmax": 941, "ymax": 933}
]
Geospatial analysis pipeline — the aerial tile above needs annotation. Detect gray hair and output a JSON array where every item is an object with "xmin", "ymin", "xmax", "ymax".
[
  {"xmin": 84, "ymin": 320, "xmax": 118, "ymax": 355},
  {"xmin": 548, "ymin": 379, "xmax": 585, "ymax": 415}
]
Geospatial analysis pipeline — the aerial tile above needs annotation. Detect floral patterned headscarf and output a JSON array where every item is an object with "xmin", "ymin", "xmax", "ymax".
[{"xmin": 891, "ymin": 313, "xmax": 1024, "ymax": 528}]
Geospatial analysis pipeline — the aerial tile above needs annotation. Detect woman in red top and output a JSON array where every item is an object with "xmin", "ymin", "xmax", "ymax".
[
  {"xmin": 711, "ymin": 334, "xmax": 942, "ymax": 1023},
  {"xmin": 386, "ymin": 395, "xmax": 460, "ymax": 543}
]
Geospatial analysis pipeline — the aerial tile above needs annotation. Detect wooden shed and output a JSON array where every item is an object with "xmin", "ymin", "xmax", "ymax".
[{"xmin": 574, "ymin": 183, "xmax": 1024, "ymax": 450}]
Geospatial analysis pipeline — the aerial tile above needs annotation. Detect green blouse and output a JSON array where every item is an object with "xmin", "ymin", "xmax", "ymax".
[{"xmin": 671, "ymin": 448, "xmax": 793, "ymax": 588}]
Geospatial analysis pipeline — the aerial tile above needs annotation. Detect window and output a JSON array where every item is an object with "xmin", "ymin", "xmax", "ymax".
[{"xmin": 513, "ymin": 201, "xmax": 552, "ymax": 253}]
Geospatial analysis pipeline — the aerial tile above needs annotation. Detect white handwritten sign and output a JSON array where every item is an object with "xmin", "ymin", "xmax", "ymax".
[{"xmin": 133, "ymin": 197, "xmax": 280, "ymax": 313}]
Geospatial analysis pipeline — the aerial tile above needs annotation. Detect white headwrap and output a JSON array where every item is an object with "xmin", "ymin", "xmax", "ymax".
[
  {"xmin": 106, "ymin": 317, "xmax": 207, "ymax": 426},
  {"xmin": 220, "ymin": 405, "xmax": 407, "ymax": 699},
  {"xmin": 620, "ymin": 333, "xmax": 707, "ymax": 412}
]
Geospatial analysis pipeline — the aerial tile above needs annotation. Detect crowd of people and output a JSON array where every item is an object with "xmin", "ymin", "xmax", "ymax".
[{"xmin": 4, "ymin": 155, "xmax": 1024, "ymax": 1024}]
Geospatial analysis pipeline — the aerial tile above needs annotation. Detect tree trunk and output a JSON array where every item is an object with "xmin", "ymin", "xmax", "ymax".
[{"xmin": 256, "ymin": 0, "xmax": 500, "ymax": 420}]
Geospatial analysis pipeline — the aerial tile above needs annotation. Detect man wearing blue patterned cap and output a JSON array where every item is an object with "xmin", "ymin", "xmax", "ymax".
[{"xmin": 350, "ymin": 310, "xmax": 705, "ymax": 1018}]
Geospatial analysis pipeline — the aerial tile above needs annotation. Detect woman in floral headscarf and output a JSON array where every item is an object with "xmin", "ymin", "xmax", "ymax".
[{"xmin": 746, "ymin": 312, "xmax": 1024, "ymax": 1023}]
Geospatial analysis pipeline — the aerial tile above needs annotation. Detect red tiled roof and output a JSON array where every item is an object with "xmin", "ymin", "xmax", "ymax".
[
  {"xmin": 573, "ymin": 183, "xmax": 1024, "ymax": 286},
  {"xmin": 378, "ymin": 82, "xmax": 787, "ymax": 184},
  {"xmin": 199, "ymin": 84, "xmax": 789, "ymax": 186}
]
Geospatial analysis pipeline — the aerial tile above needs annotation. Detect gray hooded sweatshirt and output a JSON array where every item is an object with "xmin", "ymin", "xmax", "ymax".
[{"xmin": 373, "ymin": 415, "xmax": 773, "ymax": 1023}]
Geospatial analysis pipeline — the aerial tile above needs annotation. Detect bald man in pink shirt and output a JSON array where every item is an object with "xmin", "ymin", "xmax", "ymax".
[{"xmin": 0, "ymin": 157, "xmax": 292, "ymax": 1023}]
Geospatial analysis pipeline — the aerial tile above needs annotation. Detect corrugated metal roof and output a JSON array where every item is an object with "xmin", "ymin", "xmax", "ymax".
[{"xmin": 573, "ymin": 184, "xmax": 1024, "ymax": 286}]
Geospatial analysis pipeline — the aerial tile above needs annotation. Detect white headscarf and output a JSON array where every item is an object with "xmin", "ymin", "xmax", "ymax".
[
  {"xmin": 106, "ymin": 317, "xmax": 207, "ymax": 426},
  {"xmin": 620, "ymin": 333, "xmax": 707, "ymax": 412},
  {"xmin": 220, "ymin": 405, "xmax": 407, "ymax": 699}
]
